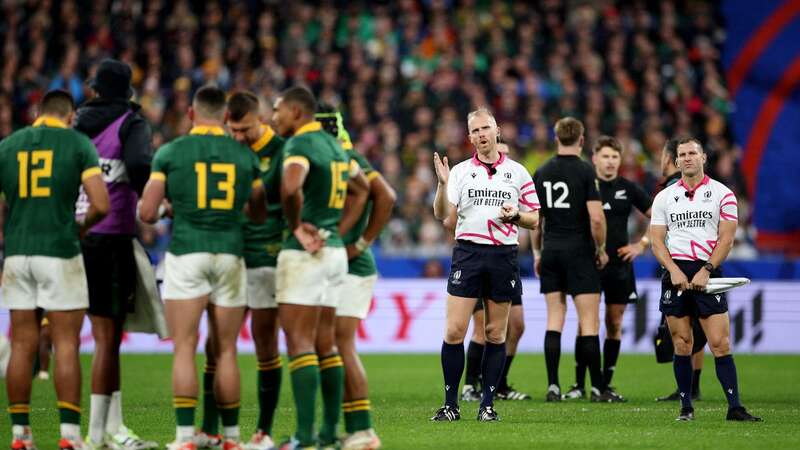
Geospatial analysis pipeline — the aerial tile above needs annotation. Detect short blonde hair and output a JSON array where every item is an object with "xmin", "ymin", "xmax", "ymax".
[
  {"xmin": 554, "ymin": 117, "xmax": 584, "ymax": 146},
  {"xmin": 467, "ymin": 107, "xmax": 497, "ymax": 129}
]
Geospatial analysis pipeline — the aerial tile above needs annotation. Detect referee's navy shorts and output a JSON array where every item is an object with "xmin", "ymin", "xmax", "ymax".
[
  {"xmin": 447, "ymin": 240, "xmax": 522, "ymax": 302},
  {"xmin": 660, "ymin": 260, "xmax": 727, "ymax": 318}
]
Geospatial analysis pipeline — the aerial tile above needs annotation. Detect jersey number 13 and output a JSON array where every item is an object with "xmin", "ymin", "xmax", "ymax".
[{"xmin": 195, "ymin": 162, "xmax": 235, "ymax": 210}]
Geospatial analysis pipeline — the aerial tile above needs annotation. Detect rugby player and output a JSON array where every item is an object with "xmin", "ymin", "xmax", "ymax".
[
  {"xmin": 140, "ymin": 85, "xmax": 267, "ymax": 450},
  {"xmin": 431, "ymin": 108, "xmax": 540, "ymax": 422},
  {"xmin": 563, "ymin": 136, "xmax": 651, "ymax": 402},
  {"xmin": 195, "ymin": 91, "xmax": 286, "ymax": 450},
  {"xmin": 531, "ymin": 117, "xmax": 609, "ymax": 402},
  {"xmin": 649, "ymin": 137, "xmax": 760, "ymax": 422},
  {"xmin": 73, "ymin": 58, "xmax": 157, "ymax": 450},
  {"xmin": 1, "ymin": 90, "xmax": 110, "ymax": 450},
  {"xmin": 272, "ymin": 87, "xmax": 357, "ymax": 450},
  {"xmin": 655, "ymin": 138, "xmax": 706, "ymax": 402},
  {"xmin": 316, "ymin": 104, "xmax": 396, "ymax": 450}
]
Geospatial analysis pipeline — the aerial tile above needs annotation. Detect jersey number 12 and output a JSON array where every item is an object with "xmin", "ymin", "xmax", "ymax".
[
  {"xmin": 543, "ymin": 181, "xmax": 570, "ymax": 209},
  {"xmin": 18, "ymin": 150, "xmax": 53, "ymax": 198}
]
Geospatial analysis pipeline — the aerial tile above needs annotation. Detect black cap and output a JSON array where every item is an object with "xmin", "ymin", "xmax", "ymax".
[{"xmin": 89, "ymin": 59, "xmax": 133, "ymax": 99}]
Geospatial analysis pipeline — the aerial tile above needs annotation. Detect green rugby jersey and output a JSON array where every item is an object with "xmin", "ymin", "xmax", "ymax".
[
  {"xmin": 151, "ymin": 125, "xmax": 261, "ymax": 256},
  {"xmin": 242, "ymin": 125, "xmax": 285, "ymax": 268},
  {"xmin": 342, "ymin": 149, "xmax": 378, "ymax": 277},
  {"xmin": 282, "ymin": 121, "xmax": 351, "ymax": 250},
  {"xmin": 0, "ymin": 116, "xmax": 100, "ymax": 258}
]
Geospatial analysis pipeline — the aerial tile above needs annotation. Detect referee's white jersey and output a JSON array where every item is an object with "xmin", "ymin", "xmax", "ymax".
[
  {"xmin": 447, "ymin": 152, "xmax": 540, "ymax": 246},
  {"xmin": 650, "ymin": 175, "xmax": 738, "ymax": 261}
]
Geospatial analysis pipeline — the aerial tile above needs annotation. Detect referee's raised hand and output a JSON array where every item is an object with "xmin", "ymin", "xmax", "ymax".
[{"xmin": 433, "ymin": 152, "xmax": 450, "ymax": 185}]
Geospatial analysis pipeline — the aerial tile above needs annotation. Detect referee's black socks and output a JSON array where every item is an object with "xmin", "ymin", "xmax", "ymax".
[
  {"xmin": 673, "ymin": 354, "xmax": 694, "ymax": 408},
  {"xmin": 714, "ymin": 355, "xmax": 742, "ymax": 409},
  {"xmin": 441, "ymin": 341, "xmax": 464, "ymax": 407},
  {"xmin": 465, "ymin": 340, "xmax": 484, "ymax": 387},
  {"xmin": 544, "ymin": 330, "xmax": 561, "ymax": 387},
  {"xmin": 480, "ymin": 342, "xmax": 506, "ymax": 407},
  {"xmin": 577, "ymin": 335, "xmax": 603, "ymax": 392}
]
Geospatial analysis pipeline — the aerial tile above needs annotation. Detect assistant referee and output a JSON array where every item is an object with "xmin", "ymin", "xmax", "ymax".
[{"xmin": 430, "ymin": 108, "xmax": 539, "ymax": 422}]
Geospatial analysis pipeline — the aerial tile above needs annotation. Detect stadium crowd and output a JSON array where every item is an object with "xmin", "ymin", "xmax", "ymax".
[{"xmin": 0, "ymin": 0, "xmax": 756, "ymax": 259}]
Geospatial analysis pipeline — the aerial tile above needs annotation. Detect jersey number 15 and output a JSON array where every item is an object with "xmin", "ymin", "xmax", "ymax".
[{"xmin": 328, "ymin": 161, "xmax": 349, "ymax": 209}]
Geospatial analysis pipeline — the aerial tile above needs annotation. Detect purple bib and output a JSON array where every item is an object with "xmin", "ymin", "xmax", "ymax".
[{"xmin": 89, "ymin": 111, "xmax": 138, "ymax": 235}]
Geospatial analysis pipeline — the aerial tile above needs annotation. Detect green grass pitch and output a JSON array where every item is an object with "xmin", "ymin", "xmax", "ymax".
[{"xmin": 2, "ymin": 353, "xmax": 799, "ymax": 449}]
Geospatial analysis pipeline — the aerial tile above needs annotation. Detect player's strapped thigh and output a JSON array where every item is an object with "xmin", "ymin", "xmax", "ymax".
[
  {"xmin": 82, "ymin": 234, "xmax": 136, "ymax": 318},
  {"xmin": 276, "ymin": 247, "xmax": 347, "ymax": 307},
  {"xmin": 246, "ymin": 266, "xmax": 277, "ymax": 309},
  {"xmin": 1, "ymin": 255, "xmax": 89, "ymax": 311},
  {"xmin": 335, "ymin": 273, "xmax": 378, "ymax": 319},
  {"xmin": 163, "ymin": 252, "xmax": 247, "ymax": 307},
  {"xmin": 474, "ymin": 294, "xmax": 522, "ymax": 313},
  {"xmin": 601, "ymin": 262, "xmax": 638, "ymax": 304}
]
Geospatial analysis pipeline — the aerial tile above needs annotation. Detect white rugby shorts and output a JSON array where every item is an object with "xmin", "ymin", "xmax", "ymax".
[
  {"xmin": 1, "ymin": 255, "xmax": 89, "ymax": 311},
  {"xmin": 335, "ymin": 273, "xmax": 378, "ymax": 319},
  {"xmin": 246, "ymin": 266, "xmax": 277, "ymax": 309},
  {"xmin": 276, "ymin": 247, "xmax": 347, "ymax": 307},
  {"xmin": 163, "ymin": 252, "xmax": 247, "ymax": 307}
]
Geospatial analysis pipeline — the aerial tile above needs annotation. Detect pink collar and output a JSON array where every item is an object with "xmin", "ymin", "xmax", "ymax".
[
  {"xmin": 677, "ymin": 175, "xmax": 710, "ymax": 200},
  {"xmin": 471, "ymin": 151, "xmax": 506, "ymax": 177}
]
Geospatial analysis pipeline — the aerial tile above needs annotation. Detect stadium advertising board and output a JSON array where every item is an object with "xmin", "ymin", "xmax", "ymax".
[{"xmin": 1, "ymin": 279, "xmax": 797, "ymax": 353}]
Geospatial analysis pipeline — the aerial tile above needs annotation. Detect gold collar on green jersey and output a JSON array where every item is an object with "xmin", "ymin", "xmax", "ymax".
[
  {"xmin": 33, "ymin": 116, "xmax": 68, "ymax": 128},
  {"xmin": 251, "ymin": 125, "xmax": 276, "ymax": 151},
  {"xmin": 294, "ymin": 121, "xmax": 322, "ymax": 136},
  {"xmin": 189, "ymin": 125, "xmax": 225, "ymax": 136}
]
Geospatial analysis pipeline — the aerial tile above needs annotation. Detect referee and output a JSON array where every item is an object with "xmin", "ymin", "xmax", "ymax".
[
  {"xmin": 650, "ymin": 137, "xmax": 760, "ymax": 422},
  {"xmin": 531, "ymin": 117, "xmax": 609, "ymax": 402},
  {"xmin": 430, "ymin": 108, "xmax": 539, "ymax": 422}
]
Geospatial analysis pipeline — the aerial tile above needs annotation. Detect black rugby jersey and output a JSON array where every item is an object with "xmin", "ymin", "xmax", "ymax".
[
  {"xmin": 533, "ymin": 154, "xmax": 600, "ymax": 250},
  {"xmin": 597, "ymin": 176, "xmax": 651, "ymax": 264}
]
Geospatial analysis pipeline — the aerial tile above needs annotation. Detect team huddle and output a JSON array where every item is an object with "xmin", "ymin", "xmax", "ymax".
[
  {"xmin": 1, "ymin": 59, "xmax": 395, "ymax": 450},
  {"xmin": 430, "ymin": 113, "xmax": 761, "ymax": 424},
  {"xmin": 1, "ymin": 57, "xmax": 761, "ymax": 450}
]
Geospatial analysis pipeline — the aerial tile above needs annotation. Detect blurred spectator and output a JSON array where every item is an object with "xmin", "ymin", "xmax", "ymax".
[{"xmin": 0, "ymin": 0, "xmax": 753, "ymax": 258}]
